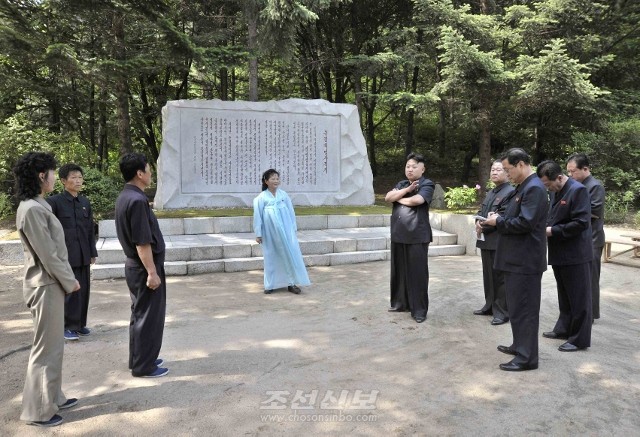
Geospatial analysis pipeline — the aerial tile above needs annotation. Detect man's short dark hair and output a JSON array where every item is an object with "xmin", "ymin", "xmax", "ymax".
[
  {"xmin": 119, "ymin": 153, "xmax": 148, "ymax": 182},
  {"xmin": 406, "ymin": 152, "xmax": 425, "ymax": 164},
  {"xmin": 500, "ymin": 148, "xmax": 531, "ymax": 166},
  {"xmin": 536, "ymin": 160, "xmax": 563, "ymax": 180},
  {"xmin": 566, "ymin": 152, "xmax": 590, "ymax": 169},
  {"xmin": 58, "ymin": 163, "xmax": 84, "ymax": 179}
]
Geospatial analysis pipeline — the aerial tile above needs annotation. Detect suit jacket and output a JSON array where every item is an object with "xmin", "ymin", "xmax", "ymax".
[
  {"xmin": 581, "ymin": 175, "xmax": 605, "ymax": 248},
  {"xmin": 390, "ymin": 176, "xmax": 435, "ymax": 244},
  {"xmin": 476, "ymin": 182, "xmax": 515, "ymax": 251},
  {"xmin": 47, "ymin": 190, "xmax": 98, "ymax": 267},
  {"xmin": 547, "ymin": 178, "xmax": 593, "ymax": 265},
  {"xmin": 494, "ymin": 173, "xmax": 548, "ymax": 274},
  {"xmin": 16, "ymin": 197, "xmax": 78, "ymax": 293}
]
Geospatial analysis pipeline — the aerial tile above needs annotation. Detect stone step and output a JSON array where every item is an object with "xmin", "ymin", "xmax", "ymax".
[
  {"xmin": 91, "ymin": 244, "xmax": 466, "ymax": 280},
  {"xmin": 94, "ymin": 227, "xmax": 459, "ymax": 264},
  {"xmin": 97, "ymin": 214, "xmax": 392, "ymax": 238}
]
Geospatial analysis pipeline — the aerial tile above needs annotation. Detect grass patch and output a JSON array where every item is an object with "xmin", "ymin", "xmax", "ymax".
[
  {"xmin": 155, "ymin": 195, "xmax": 392, "ymax": 219},
  {"xmin": 155, "ymin": 204, "xmax": 391, "ymax": 219}
]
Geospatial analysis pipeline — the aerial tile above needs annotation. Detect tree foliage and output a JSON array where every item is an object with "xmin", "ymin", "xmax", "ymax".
[{"xmin": 0, "ymin": 0, "xmax": 638, "ymax": 209}]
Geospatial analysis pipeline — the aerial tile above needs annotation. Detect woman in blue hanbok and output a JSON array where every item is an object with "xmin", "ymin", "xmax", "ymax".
[{"xmin": 253, "ymin": 169, "xmax": 310, "ymax": 294}]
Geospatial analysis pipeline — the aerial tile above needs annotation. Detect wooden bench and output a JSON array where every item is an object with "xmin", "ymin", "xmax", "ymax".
[{"xmin": 603, "ymin": 234, "xmax": 640, "ymax": 263}]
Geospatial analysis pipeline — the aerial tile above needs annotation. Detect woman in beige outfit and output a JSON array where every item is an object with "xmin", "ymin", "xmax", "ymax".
[{"xmin": 14, "ymin": 152, "xmax": 80, "ymax": 427}]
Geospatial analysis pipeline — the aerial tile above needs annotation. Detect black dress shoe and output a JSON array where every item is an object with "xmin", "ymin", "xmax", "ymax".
[
  {"xmin": 542, "ymin": 331, "xmax": 568, "ymax": 340},
  {"xmin": 473, "ymin": 309, "xmax": 492, "ymax": 316},
  {"xmin": 558, "ymin": 342, "xmax": 585, "ymax": 352},
  {"xmin": 491, "ymin": 318, "xmax": 509, "ymax": 325},
  {"xmin": 287, "ymin": 285, "xmax": 301, "ymax": 294},
  {"xmin": 497, "ymin": 345, "xmax": 517, "ymax": 355},
  {"xmin": 414, "ymin": 316, "xmax": 426, "ymax": 323},
  {"xmin": 388, "ymin": 307, "xmax": 408, "ymax": 312},
  {"xmin": 499, "ymin": 361, "xmax": 538, "ymax": 371},
  {"xmin": 264, "ymin": 289, "xmax": 274, "ymax": 294}
]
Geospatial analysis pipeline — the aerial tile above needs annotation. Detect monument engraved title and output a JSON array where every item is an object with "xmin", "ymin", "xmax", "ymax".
[{"xmin": 155, "ymin": 99, "xmax": 374, "ymax": 209}]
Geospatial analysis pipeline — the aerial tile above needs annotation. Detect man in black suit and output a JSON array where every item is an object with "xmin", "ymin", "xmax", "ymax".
[
  {"xmin": 538, "ymin": 160, "xmax": 593, "ymax": 352},
  {"xmin": 47, "ymin": 164, "xmax": 98, "ymax": 341},
  {"xmin": 483, "ymin": 148, "xmax": 548, "ymax": 371},
  {"xmin": 474, "ymin": 160, "xmax": 515, "ymax": 325},
  {"xmin": 566, "ymin": 153, "xmax": 605, "ymax": 320}
]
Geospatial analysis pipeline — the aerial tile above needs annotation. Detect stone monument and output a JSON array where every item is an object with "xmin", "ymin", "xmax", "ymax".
[{"xmin": 154, "ymin": 99, "xmax": 374, "ymax": 209}]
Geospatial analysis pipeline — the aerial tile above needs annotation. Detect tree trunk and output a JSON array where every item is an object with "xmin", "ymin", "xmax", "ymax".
[
  {"xmin": 435, "ymin": 61, "xmax": 446, "ymax": 157},
  {"xmin": 89, "ymin": 83, "xmax": 96, "ymax": 158},
  {"xmin": 139, "ymin": 76, "xmax": 159, "ymax": 162},
  {"xmin": 113, "ymin": 11, "xmax": 132, "ymax": 156},
  {"xmin": 365, "ymin": 77, "xmax": 378, "ymax": 177},
  {"xmin": 219, "ymin": 67, "xmax": 228, "ymax": 100},
  {"xmin": 97, "ymin": 88, "xmax": 109, "ymax": 172},
  {"xmin": 406, "ymin": 65, "xmax": 421, "ymax": 157},
  {"xmin": 353, "ymin": 73, "xmax": 364, "ymax": 131},
  {"xmin": 175, "ymin": 59, "xmax": 192, "ymax": 100},
  {"xmin": 533, "ymin": 113, "xmax": 544, "ymax": 164},
  {"xmin": 461, "ymin": 141, "xmax": 479, "ymax": 183},
  {"xmin": 246, "ymin": 2, "xmax": 258, "ymax": 101},
  {"xmin": 48, "ymin": 96, "xmax": 61, "ymax": 133},
  {"xmin": 406, "ymin": 29, "xmax": 423, "ymax": 157},
  {"xmin": 366, "ymin": 105, "xmax": 377, "ymax": 177},
  {"xmin": 477, "ymin": 106, "xmax": 492, "ymax": 198}
]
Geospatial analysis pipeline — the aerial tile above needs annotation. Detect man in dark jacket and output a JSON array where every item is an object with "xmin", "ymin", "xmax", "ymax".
[
  {"xmin": 566, "ymin": 153, "xmax": 605, "ymax": 320},
  {"xmin": 47, "ymin": 164, "xmax": 98, "ymax": 341},
  {"xmin": 483, "ymin": 148, "xmax": 548, "ymax": 371},
  {"xmin": 538, "ymin": 160, "xmax": 593, "ymax": 351},
  {"xmin": 474, "ymin": 160, "xmax": 515, "ymax": 325}
]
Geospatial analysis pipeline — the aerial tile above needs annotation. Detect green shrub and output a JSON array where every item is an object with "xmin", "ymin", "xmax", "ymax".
[
  {"xmin": 444, "ymin": 185, "xmax": 480, "ymax": 209},
  {"xmin": 0, "ymin": 192, "xmax": 13, "ymax": 219},
  {"xmin": 81, "ymin": 168, "xmax": 121, "ymax": 220},
  {"xmin": 604, "ymin": 191, "xmax": 634, "ymax": 224},
  {"xmin": 634, "ymin": 210, "xmax": 640, "ymax": 230}
]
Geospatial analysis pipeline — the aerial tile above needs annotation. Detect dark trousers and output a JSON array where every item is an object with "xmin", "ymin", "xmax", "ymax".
[
  {"xmin": 125, "ymin": 256, "xmax": 166, "ymax": 376},
  {"xmin": 390, "ymin": 242, "xmax": 429, "ymax": 318},
  {"xmin": 65, "ymin": 264, "xmax": 91, "ymax": 331},
  {"xmin": 504, "ymin": 272, "xmax": 542, "ymax": 367},
  {"xmin": 480, "ymin": 249, "xmax": 508, "ymax": 319},
  {"xmin": 551, "ymin": 263, "xmax": 592, "ymax": 348},
  {"xmin": 592, "ymin": 246, "xmax": 603, "ymax": 319}
]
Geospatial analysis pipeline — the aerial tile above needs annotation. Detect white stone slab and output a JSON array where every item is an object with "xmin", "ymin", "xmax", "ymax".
[
  {"xmin": 99, "ymin": 220, "xmax": 117, "ymax": 238},
  {"xmin": 184, "ymin": 217, "xmax": 215, "ymax": 234},
  {"xmin": 296, "ymin": 215, "xmax": 327, "ymax": 230},
  {"xmin": 155, "ymin": 99, "xmax": 374, "ymax": 209}
]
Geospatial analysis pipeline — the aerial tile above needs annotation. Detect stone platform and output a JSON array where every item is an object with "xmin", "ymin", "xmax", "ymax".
[{"xmin": 92, "ymin": 214, "xmax": 466, "ymax": 279}]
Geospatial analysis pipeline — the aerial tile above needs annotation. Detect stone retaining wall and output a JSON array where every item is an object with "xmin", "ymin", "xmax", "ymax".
[{"xmin": 0, "ymin": 212, "xmax": 477, "ymax": 266}]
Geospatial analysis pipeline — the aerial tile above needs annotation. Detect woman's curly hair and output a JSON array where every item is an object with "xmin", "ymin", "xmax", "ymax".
[{"xmin": 13, "ymin": 152, "xmax": 57, "ymax": 201}]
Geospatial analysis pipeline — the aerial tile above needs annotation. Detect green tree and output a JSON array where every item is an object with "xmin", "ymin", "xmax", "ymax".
[
  {"xmin": 514, "ymin": 38, "xmax": 607, "ymax": 162},
  {"xmin": 433, "ymin": 25, "xmax": 514, "ymax": 194}
]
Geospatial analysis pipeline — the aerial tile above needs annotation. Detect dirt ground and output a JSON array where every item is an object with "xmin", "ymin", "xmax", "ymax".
[{"xmin": 0, "ymin": 251, "xmax": 639, "ymax": 436}]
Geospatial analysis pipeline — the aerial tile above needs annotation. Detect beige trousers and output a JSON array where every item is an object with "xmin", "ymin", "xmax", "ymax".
[{"xmin": 20, "ymin": 283, "xmax": 68, "ymax": 422}]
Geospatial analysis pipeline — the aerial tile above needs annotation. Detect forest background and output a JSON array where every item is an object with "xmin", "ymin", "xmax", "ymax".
[{"xmin": 0, "ymin": 0, "xmax": 639, "ymax": 226}]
